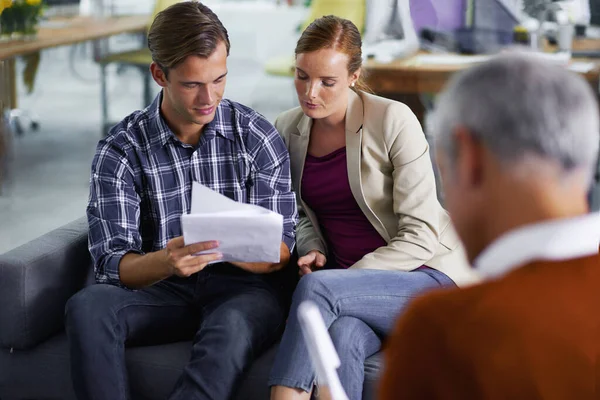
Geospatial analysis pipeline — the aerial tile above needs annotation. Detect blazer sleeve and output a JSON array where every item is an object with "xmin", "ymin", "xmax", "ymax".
[
  {"xmin": 351, "ymin": 102, "xmax": 441, "ymax": 271},
  {"xmin": 274, "ymin": 115, "xmax": 327, "ymax": 257}
]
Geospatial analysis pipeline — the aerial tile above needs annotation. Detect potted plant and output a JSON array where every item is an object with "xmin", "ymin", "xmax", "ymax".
[
  {"xmin": 12, "ymin": 0, "xmax": 44, "ymax": 40},
  {"xmin": 0, "ymin": 0, "xmax": 44, "ymax": 41},
  {"xmin": 0, "ymin": 0, "xmax": 15, "ymax": 41}
]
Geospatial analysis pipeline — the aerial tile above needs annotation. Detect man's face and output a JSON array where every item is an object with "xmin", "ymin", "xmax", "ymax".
[
  {"xmin": 436, "ymin": 128, "xmax": 486, "ymax": 263},
  {"xmin": 437, "ymin": 151, "xmax": 469, "ymax": 240},
  {"xmin": 157, "ymin": 41, "xmax": 228, "ymax": 128}
]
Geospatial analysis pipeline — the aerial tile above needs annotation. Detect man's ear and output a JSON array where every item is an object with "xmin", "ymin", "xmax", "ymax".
[
  {"xmin": 454, "ymin": 126, "xmax": 484, "ymax": 189},
  {"xmin": 150, "ymin": 62, "xmax": 168, "ymax": 88}
]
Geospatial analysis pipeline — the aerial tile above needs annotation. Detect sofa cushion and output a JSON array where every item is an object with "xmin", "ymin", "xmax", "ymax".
[
  {"xmin": 0, "ymin": 333, "xmax": 75, "ymax": 400},
  {"xmin": 0, "ymin": 217, "xmax": 93, "ymax": 350},
  {"xmin": 0, "ymin": 333, "xmax": 382, "ymax": 400}
]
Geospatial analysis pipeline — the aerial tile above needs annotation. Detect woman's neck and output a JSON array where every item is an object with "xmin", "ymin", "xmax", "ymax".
[{"xmin": 314, "ymin": 106, "xmax": 346, "ymax": 131}]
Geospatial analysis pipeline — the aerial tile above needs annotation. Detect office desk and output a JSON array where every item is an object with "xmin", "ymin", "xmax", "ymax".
[
  {"xmin": 363, "ymin": 40, "xmax": 600, "ymax": 211},
  {"xmin": 0, "ymin": 15, "xmax": 148, "ymax": 191},
  {"xmin": 364, "ymin": 39, "xmax": 600, "ymax": 121},
  {"xmin": 0, "ymin": 15, "xmax": 148, "ymax": 110}
]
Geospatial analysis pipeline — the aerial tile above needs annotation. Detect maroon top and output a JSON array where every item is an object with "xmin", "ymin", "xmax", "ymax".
[{"xmin": 301, "ymin": 147, "xmax": 387, "ymax": 269}]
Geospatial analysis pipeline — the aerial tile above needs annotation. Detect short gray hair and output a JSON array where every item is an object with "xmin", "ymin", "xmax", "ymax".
[{"xmin": 432, "ymin": 52, "xmax": 600, "ymax": 183}]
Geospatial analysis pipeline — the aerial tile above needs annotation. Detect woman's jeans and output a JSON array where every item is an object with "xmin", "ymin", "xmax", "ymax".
[{"xmin": 268, "ymin": 267, "xmax": 455, "ymax": 400}]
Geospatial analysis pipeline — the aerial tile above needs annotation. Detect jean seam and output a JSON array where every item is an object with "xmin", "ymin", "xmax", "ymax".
[
  {"xmin": 332, "ymin": 294, "xmax": 413, "ymax": 318},
  {"xmin": 109, "ymin": 301, "xmax": 190, "ymax": 399},
  {"xmin": 414, "ymin": 268, "xmax": 456, "ymax": 287},
  {"xmin": 111, "ymin": 307, "xmax": 128, "ymax": 399}
]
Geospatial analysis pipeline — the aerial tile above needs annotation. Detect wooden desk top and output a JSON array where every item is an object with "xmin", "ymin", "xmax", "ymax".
[
  {"xmin": 365, "ymin": 39, "xmax": 600, "ymax": 95},
  {"xmin": 0, "ymin": 15, "xmax": 148, "ymax": 60}
]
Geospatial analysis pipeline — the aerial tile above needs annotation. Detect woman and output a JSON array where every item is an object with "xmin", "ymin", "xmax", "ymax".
[{"xmin": 268, "ymin": 15, "xmax": 479, "ymax": 400}]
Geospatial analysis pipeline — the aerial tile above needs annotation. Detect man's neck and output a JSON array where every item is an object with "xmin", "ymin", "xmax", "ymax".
[
  {"xmin": 175, "ymin": 126, "xmax": 204, "ymax": 146},
  {"xmin": 471, "ymin": 177, "xmax": 589, "ymax": 263},
  {"xmin": 160, "ymin": 100, "xmax": 204, "ymax": 146}
]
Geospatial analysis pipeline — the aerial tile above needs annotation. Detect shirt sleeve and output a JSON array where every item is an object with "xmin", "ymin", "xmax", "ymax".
[
  {"xmin": 247, "ymin": 116, "xmax": 298, "ymax": 253},
  {"xmin": 87, "ymin": 139, "xmax": 143, "ymax": 287}
]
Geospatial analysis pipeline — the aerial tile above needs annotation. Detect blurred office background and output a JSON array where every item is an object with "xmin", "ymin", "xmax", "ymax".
[
  {"xmin": 0, "ymin": 0, "xmax": 599, "ymax": 254},
  {"xmin": 0, "ymin": 0, "xmax": 311, "ymax": 253}
]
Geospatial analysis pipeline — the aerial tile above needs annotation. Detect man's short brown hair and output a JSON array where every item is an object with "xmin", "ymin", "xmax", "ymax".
[{"xmin": 147, "ymin": 1, "xmax": 230, "ymax": 76}]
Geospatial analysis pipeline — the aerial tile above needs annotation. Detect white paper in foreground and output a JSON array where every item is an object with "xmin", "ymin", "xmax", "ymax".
[
  {"xmin": 298, "ymin": 301, "xmax": 349, "ymax": 400},
  {"xmin": 180, "ymin": 182, "xmax": 283, "ymax": 263}
]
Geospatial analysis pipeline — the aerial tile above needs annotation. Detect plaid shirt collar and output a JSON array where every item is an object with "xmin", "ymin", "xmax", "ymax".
[{"xmin": 147, "ymin": 91, "xmax": 235, "ymax": 154}]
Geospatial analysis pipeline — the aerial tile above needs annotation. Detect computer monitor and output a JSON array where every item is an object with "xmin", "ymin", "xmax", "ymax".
[
  {"xmin": 411, "ymin": 0, "xmax": 467, "ymax": 33},
  {"xmin": 456, "ymin": 0, "xmax": 520, "ymax": 53},
  {"xmin": 467, "ymin": 0, "xmax": 520, "ymax": 30}
]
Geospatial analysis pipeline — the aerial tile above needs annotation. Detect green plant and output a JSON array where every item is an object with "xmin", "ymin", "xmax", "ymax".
[{"xmin": 0, "ymin": 0, "xmax": 44, "ymax": 37}]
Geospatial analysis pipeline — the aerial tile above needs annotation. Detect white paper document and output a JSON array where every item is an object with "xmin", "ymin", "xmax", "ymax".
[{"xmin": 180, "ymin": 182, "xmax": 283, "ymax": 263}]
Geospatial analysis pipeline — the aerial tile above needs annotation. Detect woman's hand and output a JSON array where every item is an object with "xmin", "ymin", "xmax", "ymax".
[{"xmin": 297, "ymin": 250, "xmax": 327, "ymax": 276}]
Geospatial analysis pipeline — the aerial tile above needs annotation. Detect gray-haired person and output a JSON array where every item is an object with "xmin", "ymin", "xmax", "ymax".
[{"xmin": 379, "ymin": 52, "xmax": 600, "ymax": 399}]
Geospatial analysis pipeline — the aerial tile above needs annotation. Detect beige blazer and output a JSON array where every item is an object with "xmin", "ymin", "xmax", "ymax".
[{"xmin": 274, "ymin": 89, "xmax": 479, "ymax": 287}]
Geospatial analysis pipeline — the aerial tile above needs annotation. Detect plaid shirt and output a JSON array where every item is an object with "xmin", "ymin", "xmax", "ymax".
[{"xmin": 87, "ymin": 94, "xmax": 298, "ymax": 286}]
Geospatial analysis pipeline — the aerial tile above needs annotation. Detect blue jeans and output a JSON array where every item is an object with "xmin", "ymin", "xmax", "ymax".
[
  {"xmin": 65, "ymin": 263, "xmax": 288, "ymax": 400},
  {"xmin": 268, "ymin": 267, "xmax": 455, "ymax": 400}
]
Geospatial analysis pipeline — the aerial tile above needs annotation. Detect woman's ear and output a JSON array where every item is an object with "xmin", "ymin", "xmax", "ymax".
[{"xmin": 351, "ymin": 67, "xmax": 361, "ymax": 86}]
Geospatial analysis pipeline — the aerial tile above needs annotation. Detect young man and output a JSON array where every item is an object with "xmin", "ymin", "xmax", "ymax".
[
  {"xmin": 65, "ymin": 2, "xmax": 298, "ymax": 399},
  {"xmin": 380, "ymin": 53, "xmax": 600, "ymax": 399}
]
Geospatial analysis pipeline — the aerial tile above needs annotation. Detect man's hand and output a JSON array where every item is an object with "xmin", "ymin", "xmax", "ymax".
[
  {"xmin": 230, "ymin": 242, "xmax": 290, "ymax": 274},
  {"xmin": 298, "ymin": 250, "xmax": 327, "ymax": 277},
  {"xmin": 119, "ymin": 236, "xmax": 221, "ymax": 289},
  {"xmin": 164, "ymin": 236, "xmax": 223, "ymax": 277}
]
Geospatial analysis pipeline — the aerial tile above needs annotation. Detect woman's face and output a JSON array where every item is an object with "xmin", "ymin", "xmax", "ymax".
[{"xmin": 294, "ymin": 48, "xmax": 359, "ymax": 121}]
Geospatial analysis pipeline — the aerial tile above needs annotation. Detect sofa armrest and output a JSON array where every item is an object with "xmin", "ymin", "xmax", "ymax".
[{"xmin": 0, "ymin": 217, "xmax": 94, "ymax": 350}]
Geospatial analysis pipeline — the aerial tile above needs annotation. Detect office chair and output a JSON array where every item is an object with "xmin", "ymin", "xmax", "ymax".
[
  {"xmin": 94, "ymin": 0, "xmax": 180, "ymax": 134},
  {"xmin": 3, "ymin": 53, "xmax": 41, "ymax": 136},
  {"xmin": 263, "ymin": 0, "xmax": 366, "ymax": 78}
]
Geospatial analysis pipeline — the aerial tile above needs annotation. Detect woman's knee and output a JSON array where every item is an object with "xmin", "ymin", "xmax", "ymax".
[
  {"xmin": 329, "ymin": 317, "xmax": 380, "ymax": 360},
  {"xmin": 292, "ymin": 270, "xmax": 338, "ymax": 304}
]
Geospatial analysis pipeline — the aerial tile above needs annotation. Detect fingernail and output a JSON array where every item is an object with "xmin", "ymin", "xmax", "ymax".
[
  {"xmin": 216, "ymin": 253, "xmax": 223, "ymax": 259},
  {"xmin": 213, "ymin": 241, "xmax": 219, "ymax": 247}
]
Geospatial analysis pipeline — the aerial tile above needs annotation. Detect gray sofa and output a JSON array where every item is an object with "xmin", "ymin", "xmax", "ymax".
[{"xmin": 0, "ymin": 217, "xmax": 382, "ymax": 400}]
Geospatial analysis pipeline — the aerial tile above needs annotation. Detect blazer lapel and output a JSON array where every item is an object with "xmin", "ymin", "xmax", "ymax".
[
  {"xmin": 345, "ymin": 90, "xmax": 391, "ymax": 242},
  {"xmin": 345, "ymin": 89, "xmax": 366, "ymax": 212},
  {"xmin": 289, "ymin": 114, "xmax": 312, "ymax": 195}
]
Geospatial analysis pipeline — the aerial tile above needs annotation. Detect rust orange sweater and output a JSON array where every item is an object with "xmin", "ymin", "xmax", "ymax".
[{"xmin": 379, "ymin": 255, "xmax": 600, "ymax": 400}]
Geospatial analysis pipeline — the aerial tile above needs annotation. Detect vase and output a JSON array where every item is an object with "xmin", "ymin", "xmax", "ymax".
[
  {"xmin": 22, "ymin": 31, "xmax": 36, "ymax": 40},
  {"xmin": 21, "ymin": 20, "xmax": 37, "ymax": 40}
]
